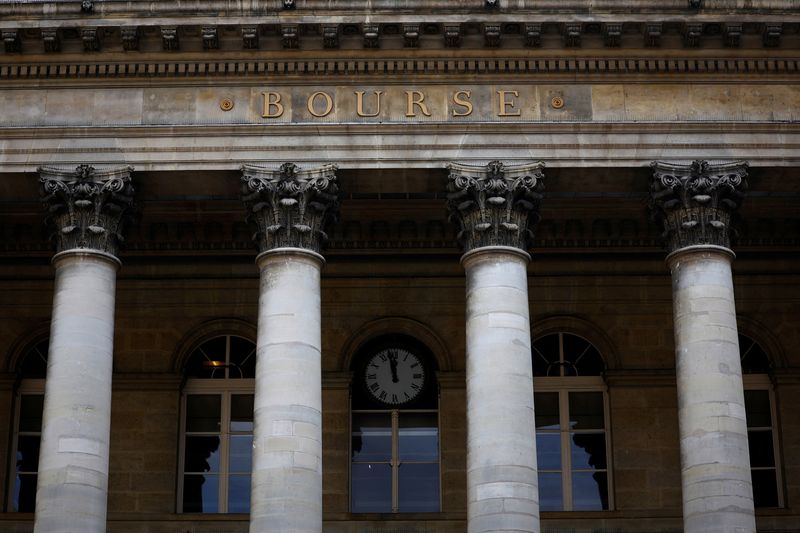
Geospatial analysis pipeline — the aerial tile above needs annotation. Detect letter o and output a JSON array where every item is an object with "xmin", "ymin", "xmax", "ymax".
[{"xmin": 307, "ymin": 91, "xmax": 334, "ymax": 118}]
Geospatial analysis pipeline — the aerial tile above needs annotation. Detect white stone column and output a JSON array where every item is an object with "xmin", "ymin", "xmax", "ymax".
[
  {"xmin": 241, "ymin": 163, "xmax": 339, "ymax": 533},
  {"xmin": 34, "ymin": 165, "xmax": 135, "ymax": 533},
  {"xmin": 448, "ymin": 160, "xmax": 545, "ymax": 533},
  {"xmin": 651, "ymin": 160, "xmax": 755, "ymax": 533}
]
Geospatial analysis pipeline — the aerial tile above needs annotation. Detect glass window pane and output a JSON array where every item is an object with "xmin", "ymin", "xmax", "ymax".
[
  {"xmin": 752, "ymin": 469, "xmax": 779, "ymax": 508},
  {"xmin": 19, "ymin": 395, "xmax": 44, "ymax": 433},
  {"xmin": 228, "ymin": 474, "xmax": 251, "ymax": 513},
  {"xmin": 186, "ymin": 395, "xmax": 221, "ymax": 432},
  {"xmin": 13, "ymin": 473, "xmax": 37, "ymax": 512},
  {"xmin": 532, "ymin": 334, "xmax": 560, "ymax": 376},
  {"xmin": 568, "ymin": 392, "xmax": 605, "ymax": 430},
  {"xmin": 398, "ymin": 463, "xmax": 440, "ymax": 512},
  {"xmin": 352, "ymin": 413, "xmax": 391, "ymax": 462},
  {"xmin": 231, "ymin": 394, "xmax": 254, "ymax": 432},
  {"xmin": 571, "ymin": 433, "xmax": 607, "ymax": 470},
  {"xmin": 182, "ymin": 473, "xmax": 219, "ymax": 513},
  {"xmin": 229, "ymin": 336, "xmax": 256, "ymax": 379},
  {"xmin": 351, "ymin": 463, "xmax": 392, "ymax": 512},
  {"xmin": 399, "ymin": 413, "xmax": 438, "ymax": 462},
  {"xmin": 230, "ymin": 435, "xmax": 253, "ymax": 473},
  {"xmin": 184, "ymin": 436, "xmax": 221, "ymax": 473},
  {"xmin": 748, "ymin": 431, "xmax": 775, "ymax": 468},
  {"xmin": 744, "ymin": 390, "xmax": 772, "ymax": 428},
  {"xmin": 16, "ymin": 436, "xmax": 40, "ymax": 473},
  {"xmin": 536, "ymin": 433, "xmax": 562, "ymax": 470},
  {"xmin": 572, "ymin": 471, "xmax": 609, "ymax": 511},
  {"xmin": 538, "ymin": 472, "xmax": 563, "ymax": 511},
  {"xmin": 534, "ymin": 392, "xmax": 560, "ymax": 429}
]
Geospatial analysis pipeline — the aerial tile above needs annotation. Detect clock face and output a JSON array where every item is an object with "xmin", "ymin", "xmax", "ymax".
[{"xmin": 364, "ymin": 348, "xmax": 426, "ymax": 406}]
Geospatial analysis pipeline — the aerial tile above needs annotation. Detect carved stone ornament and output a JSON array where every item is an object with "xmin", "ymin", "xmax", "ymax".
[
  {"xmin": 240, "ymin": 163, "xmax": 340, "ymax": 255},
  {"xmin": 650, "ymin": 160, "xmax": 748, "ymax": 254},
  {"xmin": 38, "ymin": 165, "xmax": 136, "ymax": 257},
  {"xmin": 447, "ymin": 160, "xmax": 545, "ymax": 253}
]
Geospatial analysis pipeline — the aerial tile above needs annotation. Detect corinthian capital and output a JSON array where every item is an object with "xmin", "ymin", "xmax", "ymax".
[
  {"xmin": 447, "ymin": 160, "xmax": 545, "ymax": 253},
  {"xmin": 650, "ymin": 160, "xmax": 748, "ymax": 254},
  {"xmin": 241, "ymin": 162, "xmax": 339, "ymax": 255},
  {"xmin": 38, "ymin": 165, "xmax": 136, "ymax": 257}
]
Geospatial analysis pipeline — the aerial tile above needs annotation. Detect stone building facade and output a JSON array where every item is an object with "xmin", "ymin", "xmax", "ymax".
[{"xmin": 0, "ymin": 1, "xmax": 799, "ymax": 532}]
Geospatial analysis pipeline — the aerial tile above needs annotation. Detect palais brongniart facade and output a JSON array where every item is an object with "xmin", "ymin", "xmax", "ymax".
[{"xmin": 0, "ymin": 1, "xmax": 799, "ymax": 532}]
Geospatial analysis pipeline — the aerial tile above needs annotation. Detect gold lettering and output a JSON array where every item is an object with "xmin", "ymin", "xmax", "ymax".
[
  {"xmin": 406, "ymin": 90, "xmax": 431, "ymax": 117},
  {"xmin": 452, "ymin": 90, "xmax": 473, "ymax": 117},
  {"xmin": 307, "ymin": 91, "xmax": 334, "ymax": 117},
  {"xmin": 355, "ymin": 90, "xmax": 383, "ymax": 117},
  {"xmin": 261, "ymin": 92, "xmax": 284, "ymax": 118},
  {"xmin": 497, "ymin": 90, "xmax": 521, "ymax": 117}
]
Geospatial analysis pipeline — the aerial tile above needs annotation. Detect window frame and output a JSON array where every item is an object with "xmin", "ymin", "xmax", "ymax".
[
  {"xmin": 177, "ymin": 334, "xmax": 255, "ymax": 514},
  {"xmin": 743, "ymin": 373, "xmax": 784, "ymax": 509},
  {"xmin": 7, "ymin": 379, "xmax": 45, "ymax": 513}
]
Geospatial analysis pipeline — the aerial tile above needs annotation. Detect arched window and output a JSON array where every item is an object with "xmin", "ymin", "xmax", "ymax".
[
  {"xmin": 350, "ymin": 335, "xmax": 440, "ymax": 513},
  {"xmin": 740, "ymin": 333, "xmax": 783, "ymax": 508},
  {"xmin": 178, "ymin": 335, "xmax": 256, "ymax": 514},
  {"xmin": 532, "ymin": 332, "xmax": 611, "ymax": 512},
  {"xmin": 8, "ymin": 337, "xmax": 48, "ymax": 513}
]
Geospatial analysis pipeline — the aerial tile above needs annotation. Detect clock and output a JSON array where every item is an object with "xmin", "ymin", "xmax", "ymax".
[{"xmin": 363, "ymin": 347, "xmax": 426, "ymax": 406}]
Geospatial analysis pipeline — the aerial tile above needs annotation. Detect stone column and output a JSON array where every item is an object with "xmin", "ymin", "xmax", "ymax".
[
  {"xmin": 34, "ymin": 165, "xmax": 135, "ymax": 533},
  {"xmin": 651, "ymin": 160, "xmax": 755, "ymax": 533},
  {"xmin": 447, "ymin": 160, "xmax": 545, "ymax": 533},
  {"xmin": 241, "ymin": 162, "xmax": 339, "ymax": 533}
]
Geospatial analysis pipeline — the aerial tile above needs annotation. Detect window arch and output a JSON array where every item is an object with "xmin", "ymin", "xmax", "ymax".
[
  {"xmin": 7, "ymin": 337, "xmax": 48, "ymax": 513},
  {"xmin": 178, "ymin": 334, "xmax": 256, "ymax": 514},
  {"xmin": 350, "ymin": 334, "xmax": 440, "ymax": 513},
  {"xmin": 739, "ymin": 333, "xmax": 783, "ymax": 508},
  {"xmin": 532, "ymin": 332, "xmax": 611, "ymax": 512}
]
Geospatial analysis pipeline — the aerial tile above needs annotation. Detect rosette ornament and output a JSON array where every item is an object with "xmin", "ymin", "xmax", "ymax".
[
  {"xmin": 650, "ymin": 160, "xmax": 749, "ymax": 254},
  {"xmin": 447, "ymin": 160, "xmax": 545, "ymax": 253},
  {"xmin": 241, "ymin": 162, "xmax": 340, "ymax": 254},
  {"xmin": 38, "ymin": 164, "xmax": 136, "ymax": 257}
]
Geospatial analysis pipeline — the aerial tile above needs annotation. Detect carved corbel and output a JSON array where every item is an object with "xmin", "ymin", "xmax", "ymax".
[
  {"xmin": 446, "ymin": 160, "xmax": 546, "ymax": 253},
  {"xmin": 444, "ymin": 25, "xmax": 461, "ymax": 48},
  {"xmin": 242, "ymin": 26, "xmax": 259, "ymax": 49},
  {"xmin": 121, "ymin": 27, "xmax": 140, "ymax": 51},
  {"xmin": 484, "ymin": 24, "xmax": 501, "ymax": 48},
  {"xmin": 240, "ymin": 163, "xmax": 340, "ymax": 255},
  {"xmin": 42, "ymin": 29, "xmax": 60, "ymax": 52},
  {"xmin": 161, "ymin": 26, "xmax": 179, "ymax": 51},
  {"xmin": 563, "ymin": 23, "xmax": 581, "ymax": 48},
  {"xmin": 524, "ymin": 23, "xmax": 541, "ymax": 47},
  {"xmin": 202, "ymin": 26, "xmax": 219, "ymax": 50},
  {"xmin": 404, "ymin": 24, "xmax": 420, "ymax": 48},
  {"xmin": 724, "ymin": 23, "xmax": 742, "ymax": 48},
  {"xmin": 363, "ymin": 24, "xmax": 380, "ymax": 48},
  {"xmin": 650, "ymin": 160, "xmax": 749, "ymax": 254},
  {"xmin": 282, "ymin": 25, "xmax": 299, "ymax": 49},
  {"xmin": 644, "ymin": 22, "xmax": 662, "ymax": 47},
  {"xmin": 38, "ymin": 165, "xmax": 136, "ymax": 257},
  {"xmin": 2, "ymin": 30, "xmax": 20, "ymax": 53},
  {"xmin": 323, "ymin": 25, "xmax": 339, "ymax": 49},
  {"xmin": 603, "ymin": 23, "xmax": 622, "ymax": 47},
  {"xmin": 81, "ymin": 28, "xmax": 100, "ymax": 52}
]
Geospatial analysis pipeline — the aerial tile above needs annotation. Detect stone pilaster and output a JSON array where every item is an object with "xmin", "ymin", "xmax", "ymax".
[
  {"xmin": 34, "ymin": 165, "xmax": 135, "ymax": 533},
  {"xmin": 447, "ymin": 160, "xmax": 544, "ymax": 533},
  {"xmin": 241, "ymin": 162, "xmax": 339, "ymax": 533},
  {"xmin": 650, "ymin": 160, "xmax": 755, "ymax": 533}
]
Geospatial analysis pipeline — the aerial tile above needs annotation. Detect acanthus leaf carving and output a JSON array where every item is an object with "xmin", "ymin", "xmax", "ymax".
[
  {"xmin": 650, "ymin": 160, "xmax": 749, "ymax": 254},
  {"xmin": 447, "ymin": 160, "xmax": 545, "ymax": 253},
  {"xmin": 38, "ymin": 164, "xmax": 136, "ymax": 257},
  {"xmin": 240, "ymin": 163, "xmax": 340, "ymax": 255}
]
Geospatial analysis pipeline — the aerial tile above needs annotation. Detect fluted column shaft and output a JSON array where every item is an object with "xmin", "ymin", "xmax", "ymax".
[
  {"xmin": 34, "ymin": 165, "xmax": 134, "ymax": 533},
  {"xmin": 651, "ymin": 160, "xmax": 754, "ymax": 533},
  {"xmin": 448, "ymin": 160, "xmax": 545, "ymax": 533}
]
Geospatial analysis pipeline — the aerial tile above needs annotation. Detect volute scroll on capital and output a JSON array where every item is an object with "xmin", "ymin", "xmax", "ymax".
[
  {"xmin": 240, "ymin": 162, "xmax": 340, "ymax": 255},
  {"xmin": 38, "ymin": 164, "xmax": 136, "ymax": 257},
  {"xmin": 446, "ymin": 160, "xmax": 545, "ymax": 254},
  {"xmin": 650, "ymin": 160, "xmax": 749, "ymax": 254}
]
